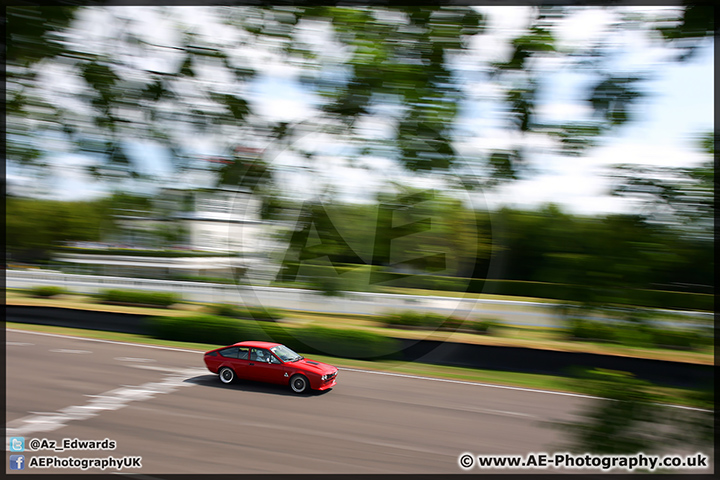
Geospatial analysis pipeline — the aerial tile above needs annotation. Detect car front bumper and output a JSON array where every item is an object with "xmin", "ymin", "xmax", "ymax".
[{"xmin": 316, "ymin": 378, "xmax": 337, "ymax": 391}]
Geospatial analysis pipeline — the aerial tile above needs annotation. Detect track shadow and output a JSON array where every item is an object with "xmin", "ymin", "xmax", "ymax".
[{"xmin": 185, "ymin": 374, "xmax": 332, "ymax": 397}]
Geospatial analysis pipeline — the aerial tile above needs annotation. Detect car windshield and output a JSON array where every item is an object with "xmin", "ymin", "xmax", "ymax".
[{"xmin": 270, "ymin": 345, "xmax": 303, "ymax": 362}]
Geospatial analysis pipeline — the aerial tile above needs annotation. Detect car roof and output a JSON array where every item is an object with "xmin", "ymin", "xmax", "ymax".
[{"xmin": 233, "ymin": 341, "xmax": 283, "ymax": 348}]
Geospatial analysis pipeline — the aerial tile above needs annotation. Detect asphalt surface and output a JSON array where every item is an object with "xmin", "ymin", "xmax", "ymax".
[{"xmin": 5, "ymin": 329, "xmax": 713, "ymax": 475}]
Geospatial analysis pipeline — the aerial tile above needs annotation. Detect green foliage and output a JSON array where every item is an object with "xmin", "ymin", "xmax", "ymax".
[
  {"xmin": 311, "ymin": 277, "xmax": 344, "ymax": 297},
  {"xmin": 208, "ymin": 303, "xmax": 243, "ymax": 317},
  {"xmin": 5, "ymin": 7, "xmax": 79, "ymax": 66},
  {"xmin": 28, "ymin": 286, "xmax": 69, "ymax": 298},
  {"xmin": 217, "ymin": 158, "xmax": 272, "ymax": 192},
  {"xmin": 661, "ymin": 384, "xmax": 714, "ymax": 450},
  {"xmin": 263, "ymin": 197, "xmax": 692, "ymax": 311},
  {"xmin": 610, "ymin": 322, "xmax": 655, "ymax": 348},
  {"xmin": 610, "ymin": 148, "xmax": 714, "ymax": 238},
  {"xmin": 379, "ymin": 311, "xmax": 501, "ymax": 335},
  {"xmin": 293, "ymin": 325, "xmax": 400, "ymax": 360},
  {"xmin": 304, "ymin": 6, "xmax": 485, "ymax": 172},
  {"xmin": 646, "ymin": 327, "xmax": 707, "ymax": 351},
  {"xmin": 438, "ymin": 316, "xmax": 464, "ymax": 330},
  {"xmin": 7, "ymin": 191, "xmax": 711, "ymax": 313},
  {"xmin": 376, "ymin": 272, "xmax": 467, "ymax": 292},
  {"xmin": 207, "ymin": 304, "xmax": 283, "ymax": 322},
  {"xmin": 486, "ymin": 206, "xmax": 713, "ymax": 306},
  {"xmin": 280, "ymin": 191, "xmax": 485, "ymax": 295},
  {"xmin": 566, "ymin": 318, "xmax": 709, "ymax": 351},
  {"xmin": 147, "ymin": 314, "xmax": 249, "ymax": 345},
  {"xmin": 468, "ymin": 318, "xmax": 501, "ymax": 334},
  {"xmin": 259, "ymin": 194, "xmax": 290, "ymax": 221},
  {"xmin": 97, "ymin": 289, "xmax": 180, "ymax": 307},
  {"xmin": 381, "ymin": 311, "xmax": 449, "ymax": 329},
  {"xmin": 553, "ymin": 369, "xmax": 669, "ymax": 455},
  {"xmin": 384, "ymin": 276, "xmax": 712, "ymax": 311},
  {"xmin": 145, "ymin": 315, "xmax": 401, "ymax": 360},
  {"xmin": 280, "ymin": 202, "xmax": 375, "ymax": 273},
  {"xmin": 6, "ymin": 197, "xmax": 107, "ymax": 261},
  {"xmin": 657, "ymin": 5, "xmax": 714, "ymax": 43},
  {"xmin": 567, "ymin": 318, "xmax": 616, "ymax": 342}
]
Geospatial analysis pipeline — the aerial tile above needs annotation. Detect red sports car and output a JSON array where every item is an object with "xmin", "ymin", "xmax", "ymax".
[{"xmin": 203, "ymin": 341, "xmax": 338, "ymax": 393}]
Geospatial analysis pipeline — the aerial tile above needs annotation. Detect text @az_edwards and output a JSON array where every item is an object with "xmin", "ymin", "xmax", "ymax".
[
  {"xmin": 24, "ymin": 437, "xmax": 116, "ymax": 452},
  {"xmin": 458, "ymin": 452, "xmax": 709, "ymax": 472}
]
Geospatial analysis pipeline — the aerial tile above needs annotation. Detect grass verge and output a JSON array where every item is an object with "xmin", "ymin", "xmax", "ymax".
[{"xmin": 6, "ymin": 289, "xmax": 713, "ymax": 365}]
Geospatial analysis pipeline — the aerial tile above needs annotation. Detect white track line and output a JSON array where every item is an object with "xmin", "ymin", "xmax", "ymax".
[
  {"xmin": 7, "ymin": 328, "xmax": 199, "ymax": 353},
  {"xmin": 338, "ymin": 367, "xmax": 597, "ymax": 399},
  {"xmin": 7, "ymin": 328, "xmax": 712, "ymax": 412}
]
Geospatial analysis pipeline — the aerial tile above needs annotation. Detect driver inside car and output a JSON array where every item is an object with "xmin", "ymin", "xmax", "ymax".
[{"xmin": 252, "ymin": 349, "xmax": 267, "ymax": 362}]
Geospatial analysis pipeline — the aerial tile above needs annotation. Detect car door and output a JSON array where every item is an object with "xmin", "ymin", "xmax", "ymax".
[
  {"xmin": 217, "ymin": 346, "xmax": 251, "ymax": 380},
  {"xmin": 247, "ymin": 348, "xmax": 286, "ymax": 384}
]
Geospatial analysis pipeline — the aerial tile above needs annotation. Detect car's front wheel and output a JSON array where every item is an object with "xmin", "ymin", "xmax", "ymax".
[
  {"xmin": 219, "ymin": 367, "xmax": 235, "ymax": 384},
  {"xmin": 290, "ymin": 374, "xmax": 309, "ymax": 394}
]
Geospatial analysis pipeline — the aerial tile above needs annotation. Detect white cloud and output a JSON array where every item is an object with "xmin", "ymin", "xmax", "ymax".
[
  {"xmin": 488, "ymin": 169, "xmax": 630, "ymax": 215},
  {"xmin": 353, "ymin": 116, "xmax": 397, "ymax": 140},
  {"xmin": 250, "ymin": 95, "xmax": 308, "ymax": 122},
  {"xmin": 587, "ymin": 142, "xmax": 708, "ymax": 168},
  {"xmin": 554, "ymin": 8, "xmax": 619, "ymax": 50},
  {"xmin": 535, "ymin": 102, "xmax": 594, "ymax": 123},
  {"xmin": 468, "ymin": 7, "xmax": 532, "ymax": 64},
  {"xmin": 478, "ymin": 138, "xmax": 709, "ymax": 215}
]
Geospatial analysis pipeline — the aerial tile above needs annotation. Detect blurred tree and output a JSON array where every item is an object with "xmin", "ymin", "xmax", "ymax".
[
  {"xmin": 4, "ymin": 6, "xmax": 79, "ymax": 65},
  {"xmin": 278, "ymin": 187, "xmax": 487, "ymax": 293},
  {"xmin": 489, "ymin": 204, "xmax": 712, "ymax": 302},
  {"xmin": 371, "ymin": 187, "xmax": 484, "ymax": 283},
  {"xmin": 553, "ymin": 369, "xmax": 713, "ymax": 462},
  {"xmin": 300, "ymin": 6, "xmax": 483, "ymax": 172},
  {"xmin": 217, "ymin": 158, "xmax": 271, "ymax": 192},
  {"xmin": 6, "ymin": 196, "xmax": 107, "ymax": 262},
  {"xmin": 608, "ymin": 131, "xmax": 715, "ymax": 239},
  {"xmin": 5, "ymin": 5, "xmax": 259, "ymax": 185},
  {"xmin": 278, "ymin": 200, "xmax": 369, "ymax": 287},
  {"xmin": 5, "ymin": 5, "xmax": 713, "ymax": 192},
  {"xmin": 5, "ymin": 7, "xmax": 78, "ymax": 179},
  {"xmin": 553, "ymin": 370, "xmax": 666, "ymax": 455}
]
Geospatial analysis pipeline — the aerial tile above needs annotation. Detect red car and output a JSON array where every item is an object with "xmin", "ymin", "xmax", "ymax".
[{"xmin": 203, "ymin": 341, "xmax": 338, "ymax": 394}]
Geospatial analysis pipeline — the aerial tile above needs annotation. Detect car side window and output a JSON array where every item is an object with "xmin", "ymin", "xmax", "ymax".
[
  {"xmin": 219, "ymin": 347, "xmax": 239, "ymax": 358},
  {"xmin": 237, "ymin": 347, "xmax": 249, "ymax": 360},
  {"xmin": 251, "ymin": 348, "xmax": 279, "ymax": 363}
]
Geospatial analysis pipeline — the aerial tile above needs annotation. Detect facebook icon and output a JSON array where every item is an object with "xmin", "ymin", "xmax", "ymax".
[{"xmin": 10, "ymin": 455, "xmax": 25, "ymax": 470}]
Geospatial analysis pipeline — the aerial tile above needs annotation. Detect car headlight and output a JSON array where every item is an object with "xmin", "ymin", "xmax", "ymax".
[{"xmin": 321, "ymin": 374, "xmax": 328, "ymax": 381}]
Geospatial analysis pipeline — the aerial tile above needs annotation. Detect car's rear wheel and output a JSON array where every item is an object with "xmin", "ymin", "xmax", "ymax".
[
  {"xmin": 290, "ymin": 374, "xmax": 309, "ymax": 393},
  {"xmin": 219, "ymin": 367, "xmax": 235, "ymax": 384}
]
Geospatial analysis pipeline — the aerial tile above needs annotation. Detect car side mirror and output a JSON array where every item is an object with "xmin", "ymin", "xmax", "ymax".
[{"xmin": 266, "ymin": 357, "xmax": 273, "ymax": 364}]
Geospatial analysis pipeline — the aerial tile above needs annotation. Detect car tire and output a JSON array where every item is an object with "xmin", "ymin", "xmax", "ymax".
[
  {"xmin": 290, "ymin": 374, "xmax": 309, "ymax": 394},
  {"xmin": 219, "ymin": 367, "xmax": 235, "ymax": 384}
]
